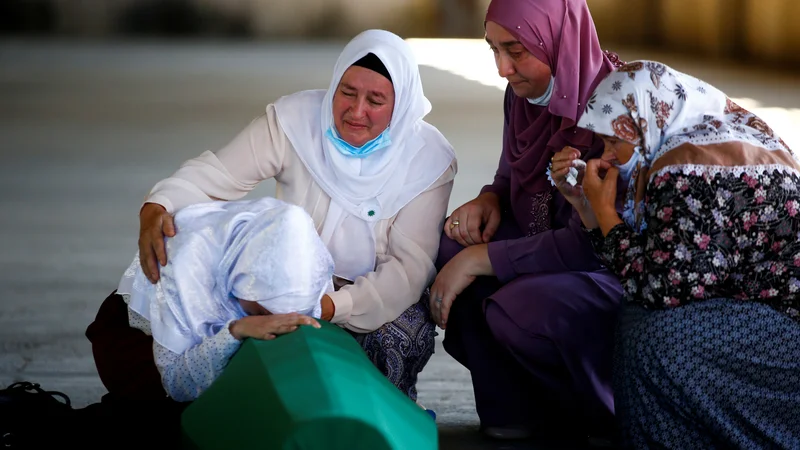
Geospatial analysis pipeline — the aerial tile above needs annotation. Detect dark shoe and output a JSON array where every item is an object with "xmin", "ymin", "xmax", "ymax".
[
  {"xmin": 481, "ymin": 425, "xmax": 533, "ymax": 440},
  {"xmin": 587, "ymin": 435, "xmax": 617, "ymax": 448},
  {"xmin": 482, "ymin": 423, "xmax": 613, "ymax": 449}
]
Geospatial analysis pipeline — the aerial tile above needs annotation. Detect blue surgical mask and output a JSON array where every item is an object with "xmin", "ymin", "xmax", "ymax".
[
  {"xmin": 615, "ymin": 146, "xmax": 643, "ymax": 184},
  {"xmin": 526, "ymin": 76, "xmax": 555, "ymax": 106},
  {"xmin": 325, "ymin": 126, "xmax": 392, "ymax": 159}
]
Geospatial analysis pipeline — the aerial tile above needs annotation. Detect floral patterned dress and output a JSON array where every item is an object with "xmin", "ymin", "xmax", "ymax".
[{"xmin": 588, "ymin": 165, "xmax": 800, "ymax": 321}]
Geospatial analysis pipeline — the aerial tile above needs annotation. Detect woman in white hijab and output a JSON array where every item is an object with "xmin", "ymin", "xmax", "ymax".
[
  {"xmin": 117, "ymin": 197, "xmax": 332, "ymax": 402},
  {"xmin": 86, "ymin": 29, "xmax": 457, "ymax": 406}
]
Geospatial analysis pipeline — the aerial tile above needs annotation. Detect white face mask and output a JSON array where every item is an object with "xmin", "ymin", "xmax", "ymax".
[
  {"xmin": 325, "ymin": 125, "xmax": 392, "ymax": 159},
  {"xmin": 615, "ymin": 146, "xmax": 643, "ymax": 184},
  {"xmin": 526, "ymin": 76, "xmax": 555, "ymax": 106}
]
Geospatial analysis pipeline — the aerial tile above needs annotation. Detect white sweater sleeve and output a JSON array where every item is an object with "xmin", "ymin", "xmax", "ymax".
[{"xmin": 327, "ymin": 161, "xmax": 457, "ymax": 332}]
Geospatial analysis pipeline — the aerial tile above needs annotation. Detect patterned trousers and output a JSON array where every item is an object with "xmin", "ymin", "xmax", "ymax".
[{"xmin": 348, "ymin": 296, "xmax": 436, "ymax": 401}]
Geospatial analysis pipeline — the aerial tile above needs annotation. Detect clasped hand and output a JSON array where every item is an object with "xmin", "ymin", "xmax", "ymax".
[{"xmin": 550, "ymin": 146, "xmax": 621, "ymax": 234}]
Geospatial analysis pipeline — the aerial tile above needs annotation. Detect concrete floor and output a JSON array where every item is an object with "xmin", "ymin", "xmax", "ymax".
[{"xmin": 1, "ymin": 39, "xmax": 798, "ymax": 449}]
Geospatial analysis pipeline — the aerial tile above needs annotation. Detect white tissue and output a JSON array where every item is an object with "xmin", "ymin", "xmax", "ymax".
[
  {"xmin": 566, "ymin": 168, "xmax": 579, "ymax": 186},
  {"xmin": 566, "ymin": 160, "xmax": 586, "ymax": 186}
]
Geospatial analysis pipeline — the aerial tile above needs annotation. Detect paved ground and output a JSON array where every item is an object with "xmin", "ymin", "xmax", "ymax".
[{"xmin": 1, "ymin": 38, "xmax": 798, "ymax": 449}]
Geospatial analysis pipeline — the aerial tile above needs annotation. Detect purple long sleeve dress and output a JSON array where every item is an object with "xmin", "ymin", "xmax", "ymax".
[
  {"xmin": 437, "ymin": 85, "xmax": 623, "ymax": 438},
  {"xmin": 438, "ymin": 0, "xmax": 626, "ymax": 439}
]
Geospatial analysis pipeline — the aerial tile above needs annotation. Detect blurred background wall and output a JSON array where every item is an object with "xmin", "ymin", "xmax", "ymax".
[{"xmin": 2, "ymin": 0, "xmax": 800, "ymax": 68}]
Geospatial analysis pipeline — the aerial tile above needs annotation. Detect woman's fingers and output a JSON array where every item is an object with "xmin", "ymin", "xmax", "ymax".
[
  {"xmin": 451, "ymin": 214, "xmax": 471, "ymax": 247},
  {"xmin": 464, "ymin": 213, "xmax": 482, "ymax": 245},
  {"xmin": 444, "ymin": 213, "xmax": 456, "ymax": 239},
  {"xmin": 151, "ymin": 227, "xmax": 168, "ymax": 268},
  {"xmin": 438, "ymin": 292, "xmax": 456, "ymax": 329},
  {"xmin": 429, "ymin": 282, "xmax": 445, "ymax": 328},
  {"xmin": 139, "ymin": 239, "xmax": 160, "ymax": 283}
]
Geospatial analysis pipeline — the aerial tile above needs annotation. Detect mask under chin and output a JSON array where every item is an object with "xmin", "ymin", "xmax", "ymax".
[{"xmin": 614, "ymin": 146, "xmax": 643, "ymax": 184}]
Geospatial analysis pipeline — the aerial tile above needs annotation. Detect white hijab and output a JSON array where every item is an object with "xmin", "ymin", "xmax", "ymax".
[
  {"xmin": 274, "ymin": 29, "xmax": 455, "ymax": 280},
  {"xmin": 117, "ymin": 198, "xmax": 334, "ymax": 354}
]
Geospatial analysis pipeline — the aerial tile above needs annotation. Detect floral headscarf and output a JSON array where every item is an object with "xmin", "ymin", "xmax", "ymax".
[{"xmin": 577, "ymin": 60, "xmax": 792, "ymax": 231}]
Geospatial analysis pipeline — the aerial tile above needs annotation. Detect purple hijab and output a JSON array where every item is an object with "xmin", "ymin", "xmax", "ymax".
[{"xmin": 486, "ymin": 0, "xmax": 619, "ymax": 198}]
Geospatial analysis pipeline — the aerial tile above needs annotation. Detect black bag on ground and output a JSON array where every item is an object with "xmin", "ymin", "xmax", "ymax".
[{"xmin": 0, "ymin": 381, "xmax": 74, "ymax": 448}]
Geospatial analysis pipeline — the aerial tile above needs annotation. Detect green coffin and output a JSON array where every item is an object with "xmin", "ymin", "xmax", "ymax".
[{"xmin": 181, "ymin": 320, "xmax": 437, "ymax": 450}]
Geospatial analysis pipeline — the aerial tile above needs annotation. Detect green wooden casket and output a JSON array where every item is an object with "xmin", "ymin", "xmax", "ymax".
[{"xmin": 181, "ymin": 320, "xmax": 437, "ymax": 449}]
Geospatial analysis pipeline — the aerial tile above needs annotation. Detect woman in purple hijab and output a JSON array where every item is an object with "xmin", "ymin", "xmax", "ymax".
[{"xmin": 428, "ymin": 0, "xmax": 625, "ymax": 443}]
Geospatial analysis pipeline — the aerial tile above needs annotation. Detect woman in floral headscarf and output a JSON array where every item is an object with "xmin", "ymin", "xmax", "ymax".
[{"xmin": 551, "ymin": 60, "xmax": 800, "ymax": 449}]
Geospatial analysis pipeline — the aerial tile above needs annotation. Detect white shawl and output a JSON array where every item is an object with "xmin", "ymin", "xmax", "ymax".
[{"xmin": 118, "ymin": 198, "xmax": 334, "ymax": 354}]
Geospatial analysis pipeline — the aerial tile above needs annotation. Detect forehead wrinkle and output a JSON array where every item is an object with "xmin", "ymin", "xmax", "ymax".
[{"xmin": 339, "ymin": 81, "xmax": 391, "ymax": 100}]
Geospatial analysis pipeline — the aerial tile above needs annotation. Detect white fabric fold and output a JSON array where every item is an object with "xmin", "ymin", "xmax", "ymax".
[{"xmin": 118, "ymin": 197, "xmax": 334, "ymax": 354}]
